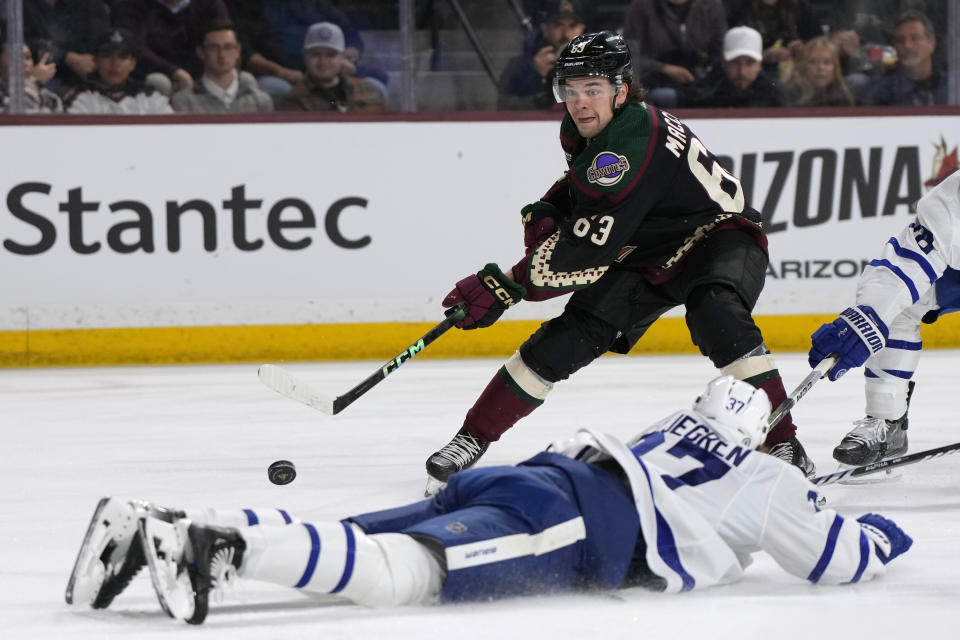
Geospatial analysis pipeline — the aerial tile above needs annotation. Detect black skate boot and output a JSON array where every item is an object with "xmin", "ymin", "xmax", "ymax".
[
  {"xmin": 65, "ymin": 497, "xmax": 184, "ymax": 609},
  {"xmin": 768, "ymin": 436, "xmax": 817, "ymax": 478},
  {"xmin": 833, "ymin": 381, "xmax": 914, "ymax": 466},
  {"xmin": 140, "ymin": 516, "xmax": 246, "ymax": 625},
  {"xmin": 424, "ymin": 427, "xmax": 490, "ymax": 494}
]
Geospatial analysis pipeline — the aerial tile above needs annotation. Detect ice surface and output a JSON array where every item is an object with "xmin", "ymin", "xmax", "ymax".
[{"xmin": 2, "ymin": 352, "xmax": 959, "ymax": 639}]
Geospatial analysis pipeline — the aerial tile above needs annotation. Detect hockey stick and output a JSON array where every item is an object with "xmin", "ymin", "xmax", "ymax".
[
  {"xmin": 767, "ymin": 356, "xmax": 838, "ymax": 429},
  {"xmin": 258, "ymin": 306, "xmax": 466, "ymax": 415},
  {"xmin": 813, "ymin": 440, "xmax": 960, "ymax": 486}
]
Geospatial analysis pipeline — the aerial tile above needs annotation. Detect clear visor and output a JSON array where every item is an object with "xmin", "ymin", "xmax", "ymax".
[{"xmin": 552, "ymin": 76, "xmax": 619, "ymax": 103}]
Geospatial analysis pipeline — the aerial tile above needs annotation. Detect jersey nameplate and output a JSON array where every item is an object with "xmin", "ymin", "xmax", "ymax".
[
  {"xmin": 661, "ymin": 111, "xmax": 688, "ymax": 158},
  {"xmin": 655, "ymin": 412, "xmax": 753, "ymax": 467}
]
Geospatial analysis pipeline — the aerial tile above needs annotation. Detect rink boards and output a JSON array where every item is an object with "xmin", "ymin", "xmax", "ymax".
[{"xmin": 2, "ymin": 110, "xmax": 960, "ymax": 365}]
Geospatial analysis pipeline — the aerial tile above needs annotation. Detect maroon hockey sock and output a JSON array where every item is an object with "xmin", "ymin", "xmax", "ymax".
[
  {"xmin": 462, "ymin": 368, "xmax": 541, "ymax": 442},
  {"xmin": 753, "ymin": 374, "xmax": 796, "ymax": 445}
]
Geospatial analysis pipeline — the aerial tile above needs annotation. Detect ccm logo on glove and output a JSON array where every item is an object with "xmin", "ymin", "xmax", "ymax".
[
  {"xmin": 483, "ymin": 274, "xmax": 518, "ymax": 306},
  {"xmin": 443, "ymin": 264, "xmax": 526, "ymax": 330}
]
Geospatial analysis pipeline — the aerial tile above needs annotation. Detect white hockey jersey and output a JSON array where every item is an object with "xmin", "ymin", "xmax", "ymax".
[
  {"xmin": 553, "ymin": 411, "xmax": 897, "ymax": 592},
  {"xmin": 857, "ymin": 171, "xmax": 960, "ymax": 326}
]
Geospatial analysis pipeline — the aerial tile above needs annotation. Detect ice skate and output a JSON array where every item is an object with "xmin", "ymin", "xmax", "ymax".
[
  {"xmin": 140, "ymin": 516, "xmax": 245, "ymax": 625},
  {"xmin": 65, "ymin": 497, "xmax": 182, "ymax": 609},
  {"xmin": 832, "ymin": 416, "xmax": 909, "ymax": 466},
  {"xmin": 833, "ymin": 381, "xmax": 914, "ymax": 467},
  {"xmin": 768, "ymin": 436, "xmax": 816, "ymax": 478},
  {"xmin": 425, "ymin": 427, "xmax": 490, "ymax": 485}
]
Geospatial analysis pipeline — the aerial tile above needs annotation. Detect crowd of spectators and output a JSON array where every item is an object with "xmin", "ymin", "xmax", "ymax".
[
  {"xmin": 500, "ymin": 0, "xmax": 953, "ymax": 111},
  {"xmin": 2, "ymin": 0, "xmax": 387, "ymax": 114},
  {"xmin": 0, "ymin": 0, "xmax": 954, "ymax": 114}
]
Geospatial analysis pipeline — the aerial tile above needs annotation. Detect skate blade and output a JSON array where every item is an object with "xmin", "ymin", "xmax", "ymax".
[
  {"xmin": 65, "ymin": 497, "xmax": 139, "ymax": 606},
  {"xmin": 140, "ymin": 516, "xmax": 195, "ymax": 621},
  {"xmin": 65, "ymin": 497, "xmax": 111, "ymax": 605},
  {"xmin": 424, "ymin": 476, "xmax": 447, "ymax": 497}
]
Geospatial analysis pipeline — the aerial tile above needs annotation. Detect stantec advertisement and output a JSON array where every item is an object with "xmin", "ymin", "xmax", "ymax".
[{"xmin": 1, "ymin": 115, "xmax": 957, "ymax": 332}]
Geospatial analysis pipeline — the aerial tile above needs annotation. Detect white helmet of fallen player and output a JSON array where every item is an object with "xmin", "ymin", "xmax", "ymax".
[{"xmin": 692, "ymin": 376, "xmax": 771, "ymax": 448}]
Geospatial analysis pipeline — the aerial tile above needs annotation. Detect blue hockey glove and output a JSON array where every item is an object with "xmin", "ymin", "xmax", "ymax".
[
  {"xmin": 808, "ymin": 306, "xmax": 888, "ymax": 381},
  {"xmin": 857, "ymin": 513, "xmax": 913, "ymax": 565}
]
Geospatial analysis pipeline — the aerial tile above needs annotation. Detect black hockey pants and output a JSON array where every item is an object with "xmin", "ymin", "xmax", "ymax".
[{"xmin": 518, "ymin": 229, "xmax": 769, "ymax": 383}]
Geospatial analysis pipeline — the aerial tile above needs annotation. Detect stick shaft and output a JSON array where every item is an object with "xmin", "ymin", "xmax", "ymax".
[
  {"xmin": 813, "ymin": 440, "xmax": 960, "ymax": 485},
  {"xmin": 329, "ymin": 307, "xmax": 465, "ymax": 414},
  {"xmin": 768, "ymin": 356, "xmax": 837, "ymax": 429}
]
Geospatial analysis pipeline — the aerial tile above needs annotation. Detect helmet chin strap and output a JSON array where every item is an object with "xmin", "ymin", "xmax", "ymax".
[{"xmin": 612, "ymin": 80, "xmax": 626, "ymax": 114}]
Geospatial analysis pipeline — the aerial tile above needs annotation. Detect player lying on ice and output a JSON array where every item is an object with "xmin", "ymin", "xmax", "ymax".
[
  {"xmin": 809, "ymin": 170, "xmax": 960, "ymax": 466},
  {"xmin": 66, "ymin": 377, "xmax": 911, "ymax": 625}
]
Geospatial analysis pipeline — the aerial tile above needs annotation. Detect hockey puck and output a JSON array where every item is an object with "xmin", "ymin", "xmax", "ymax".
[{"xmin": 267, "ymin": 460, "xmax": 297, "ymax": 485}]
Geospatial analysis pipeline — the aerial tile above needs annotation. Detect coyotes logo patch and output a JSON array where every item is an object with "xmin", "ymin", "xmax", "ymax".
[{"xmin": 586, "ymin": 151, "xmax": 630, "ymax": 186}]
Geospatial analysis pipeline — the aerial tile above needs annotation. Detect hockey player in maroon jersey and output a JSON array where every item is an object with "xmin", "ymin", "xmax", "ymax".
[{"xmin": 426, "ymin": 31, "xmax": 815, "ymax": 493}]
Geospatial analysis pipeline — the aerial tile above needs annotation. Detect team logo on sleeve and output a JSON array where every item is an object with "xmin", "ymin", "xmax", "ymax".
[{"xmin": 586, "ymin": 151, "xmax": 630, "ymax": 186}]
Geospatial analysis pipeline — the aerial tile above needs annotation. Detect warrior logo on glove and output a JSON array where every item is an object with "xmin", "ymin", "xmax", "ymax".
[
  {"xmin": 809, "ymin": 305, "xmax": 889, "ymax": 381},
  {"xmin": 839, "ymin": 307, "xmax": 885, "ymax": 353}
]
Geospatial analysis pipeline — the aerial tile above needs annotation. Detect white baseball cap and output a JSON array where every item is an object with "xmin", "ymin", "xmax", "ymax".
[
  {"xmin": 303, "ymin": 22, "xmax": 345, "ymax": 53},
  {"xmin": 723, "ymin": 26, "xmax": 762, "ymax": 61}
]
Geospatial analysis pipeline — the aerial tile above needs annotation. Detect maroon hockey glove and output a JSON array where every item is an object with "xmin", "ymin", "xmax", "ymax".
[
  {"xmin": 521, "ymin": 202, "xmax": 559, "ymax": 251},
  {"xmin": 442, "ymin": 263, "xmax": 526, "ymax": 330}
]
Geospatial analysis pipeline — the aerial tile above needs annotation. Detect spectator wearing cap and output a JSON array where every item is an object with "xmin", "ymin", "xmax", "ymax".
[
  {"xmin": 864, "ymin": 9, "xmax": 947, "ymax": 107},
  {"xmin": 277, "ymin": 22, "xmax": 385, "ymax": 113},
  {"xmin": 782, "ymin": 36, "xmax": 854, "ymax": 107},
  {"xmin": 1, "ymin": 41, "xmax": 63, "ymax": 113},
  {"xmin": 497, "ymin": 0, "xmax": 587, "ymax": 110},
  {"xmin": 22, "ymin": 0, "xmax": 110, "ymax": 92},
  {"xmin": 171, "ymin": 21, "xmax": 273, "ymax": 112},
  {"xmin": 113, "ymin": 0, "xmax": 231, "ymax": 95},
  {"xmin": 726, "ymin": 0, "xmax": 822, "ymax": 81},
  {"xmin": 680, "ymin": 25, "xmax": 784, "ymax": 108},
  {"xmin": 64, "ymin": 28, "xmax": 173, "ymax": 114},
  {"xmin": 622, "ymin": 0, "xmax": 728, "ymax": 108},
  {"xmin": 222, "ymin": 0, "xmax": 363, "ymax": 100}
]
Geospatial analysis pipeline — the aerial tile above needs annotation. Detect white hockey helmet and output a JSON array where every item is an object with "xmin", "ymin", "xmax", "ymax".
[{"xmin": 692, "ymin": 376, "xmax": 771, "ymax": 448}]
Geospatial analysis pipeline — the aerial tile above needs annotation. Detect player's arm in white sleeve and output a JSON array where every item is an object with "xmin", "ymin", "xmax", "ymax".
[
  {"xmin": 758, "ymin": 469, "xmax": 913, "ymax": 584},
  {"xmin": 858, "ymin": 172, "xmax": 960, "ymax": 326}
]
